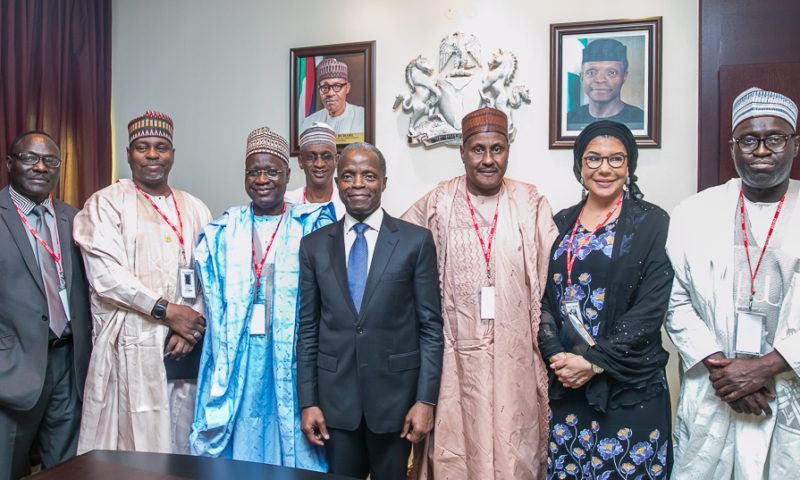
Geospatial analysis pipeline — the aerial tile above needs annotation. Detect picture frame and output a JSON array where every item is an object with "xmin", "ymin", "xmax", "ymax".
[
  {"xmin": 289, "ymin": 41, "xmax": 375, "ymax": 156},
  {"xmin": 549, "ymin": 18, "xmax": 662, "ymax": 148}
]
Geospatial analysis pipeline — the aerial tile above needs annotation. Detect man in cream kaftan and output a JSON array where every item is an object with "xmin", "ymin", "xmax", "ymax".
[
  {"xmin": 402, "ymin": 108, "xmax": 558, "ymax": 480},
  {"xmin": 74, "ymin": 111, "xmax": 212, "ymax": 454},
  {"xmin": 73, "ymin": 179, "xmax": 211, "ymax": 453}
]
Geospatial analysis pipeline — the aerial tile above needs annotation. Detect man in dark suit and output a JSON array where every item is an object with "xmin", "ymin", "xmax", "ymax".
[
  {"xmin": 297, "ymin": 142, "xmax": 443, "ymax": 480},
  {"xmin": 0, "ymin": 131, "xmax": 91, "ymax": 479}
]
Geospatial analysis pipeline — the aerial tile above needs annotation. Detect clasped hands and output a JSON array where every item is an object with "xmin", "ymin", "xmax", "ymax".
[
  {"xmin": 164, "ymin": 302, "xmax": 206, "ymax": 360},
  {"xmin": 301, "ymin": 402, "xmax": 435, "ymax": 446},
  {"xmin": 703, "ymin": 351, "xmax": 779, "ymax": 416},
  {"xmin": 549, "ymin": 352, "xmax": 596, "ymax": 389}
]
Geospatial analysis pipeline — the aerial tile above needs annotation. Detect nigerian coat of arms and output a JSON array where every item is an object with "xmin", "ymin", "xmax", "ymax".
[{"xmin": 393, "ymin": 32, "xmax": 530, "ymax": 147}]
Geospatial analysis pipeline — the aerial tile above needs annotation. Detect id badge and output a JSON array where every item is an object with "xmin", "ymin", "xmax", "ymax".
[
  {"xmin": 250, "ymin": 304, "xmax": 267, "ymax": 335},
  {"xmin": 58, "ymin": 287, "xmax": 72, "ymax": 322},
  {"xmin": 480, "ymin": 286, "xmax": 495, "ymax": 320},
  {"xmin": 250, "ymin": 299, "xmax": 272, "ymax": 336},
  {"xmin": 735, "ymin": 310, "xmax": 765, "ymax": 356},
  {"xmin": 250, "ymin": 264, "xmax": 274, "ymax": 336},
  {"xmin": 563, "ymin": 300, "xmax": 595, "ymax": 347},
  {"xmin": 178, "ymin": 267, "xmax": 197, "ymax": 300}
]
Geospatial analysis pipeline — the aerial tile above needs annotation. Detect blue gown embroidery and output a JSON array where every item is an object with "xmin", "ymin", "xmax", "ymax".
[
  {"xmin": 190, "ymin": 202, "xmax": 334, "ymax": 470},
  {"xmin": 548, "ymin": 412, "xmax": 668, "ymax": 479}
]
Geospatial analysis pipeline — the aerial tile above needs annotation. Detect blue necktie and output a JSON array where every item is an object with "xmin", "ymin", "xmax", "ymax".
[{"xmin": 347, "ymin": 223, "xmax": 369, "ymax": 313}]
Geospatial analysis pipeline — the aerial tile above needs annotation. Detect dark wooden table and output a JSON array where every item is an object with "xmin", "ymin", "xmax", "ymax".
[{"xmin": 28, "ymin": 450, "xmax": 358, "ymax": 479}]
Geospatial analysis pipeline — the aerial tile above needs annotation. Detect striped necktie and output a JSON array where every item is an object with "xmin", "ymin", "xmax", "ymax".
[{"xmin": 33, "ymin": 205, "xmax": 68, "ymax": 337}]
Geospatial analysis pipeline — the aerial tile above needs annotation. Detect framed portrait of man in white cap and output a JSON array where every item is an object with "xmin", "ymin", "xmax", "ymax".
[
  {"xmin": 290, "ymin": 41, "xmax": 375, "ymax": 156},
  {"xmin": 549, "ymin": 18, "xmax": 662, "ymax": 148}
]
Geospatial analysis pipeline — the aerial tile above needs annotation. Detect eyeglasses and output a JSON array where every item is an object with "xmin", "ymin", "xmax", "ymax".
[
  {"xmin": 731, "ymin": 134, "xmax": 796, "ymax": 153},
  {"xmin": 583, "ymin": 154, "xmax": 627, "ymax": 169},
  {"xmin": 12, "ymin": 152, "xmax": 61, "ymax": 168},
  {"xmin": 319, "ymin": 83, "xmax": 347, "ymax": 94},
  {"xmin": 300, "ymin": 152, "xmax": 335, "ymax": 164},
  {"xmin": 246, "ymin": 168, "xmax": 284, "ymax": 179}
]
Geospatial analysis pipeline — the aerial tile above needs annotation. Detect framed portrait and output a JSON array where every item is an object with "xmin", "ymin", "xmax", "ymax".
[
  {"xmin": 290, "ymin": 41, "xmax": 375, "ymax": 156},
  {"xmin": 549, "ymin": 18, "xmax": 662, "ymax": 148}
]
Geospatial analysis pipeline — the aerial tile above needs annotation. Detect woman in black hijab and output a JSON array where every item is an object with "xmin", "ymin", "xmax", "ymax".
[{"xmin": 539, "ymin": 120, "xmax": 674, "ymax": 479}]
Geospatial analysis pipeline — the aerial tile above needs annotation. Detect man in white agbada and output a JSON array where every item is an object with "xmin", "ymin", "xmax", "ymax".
[
  {"xmin": 284, "ymin": 122, "xmax": 345, "ymax": 219},
  {"xmin": 667, "ymin": 87, "xmax": 800, "ymax": 479},
  {"xmin": 73, "ymin": 110, "xmax": 212, "ymax": 454}
]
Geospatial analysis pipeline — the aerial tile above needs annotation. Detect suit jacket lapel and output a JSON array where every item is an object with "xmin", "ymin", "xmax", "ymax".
[
  {"xmin": 359, "ymin": 213, "xmax": 398, "ymax": 321},
  {"xmin": 54, "ymin": 201, "xmax": 73, "ymax": 293},
  {"xmin": 328, "ymin": 219, "xmax": 359, "ymax": 317},
  {"xmin": 0, "ymin": 188, "xmax": 45, "ymax": 294}
]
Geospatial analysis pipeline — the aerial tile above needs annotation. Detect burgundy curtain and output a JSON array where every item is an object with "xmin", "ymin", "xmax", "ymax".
[{"xmin": 1, "ymin": 0, "xmax": 112, "ymax": 207}]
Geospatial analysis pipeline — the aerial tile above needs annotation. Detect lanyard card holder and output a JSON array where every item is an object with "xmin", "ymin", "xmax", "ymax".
[
  {"xmin": 57, "ymin": 273, "xmax": 72, "ymax": 322},
  {"xmin": 560, "ymin": 300, "xmax": 595, "ymax": 354},
  {"xmin": 480, "ymin": 286, "xmax": 495, "ymax": 320},
  {"xmin": 250, "ymin": 263, "xmax": 274, "ymax": 336},
  {"xmin": 734, "ymin": 310, "xmax": 765, "ymax": 358},
  {"xmin": 178, "ymin": 266, "xmax": 197, "ymax": 300}
]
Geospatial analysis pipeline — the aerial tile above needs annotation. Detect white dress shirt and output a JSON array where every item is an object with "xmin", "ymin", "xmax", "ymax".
[
  {"xmin": 343, "ymin": 208, "xmax": 383, "ymax": 271},
  {"xmin": 9, "ymin": 186, "xmax": 56, "ymax": 264}
]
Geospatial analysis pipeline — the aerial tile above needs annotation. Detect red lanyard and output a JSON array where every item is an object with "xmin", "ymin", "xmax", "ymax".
[
  {"xmin": 13, "ymin": 195, "xmax": 63, "ymax": 277},
  {"xmin": 252, "ymin": 203, "xmax": 286, "ymax": 292},
  {"xmin": 302, "ymin": 187, "xmax": 334, "ymax": 204},
  {"xmin": 134, "ymin": 185, "xmax": 186, "ymax": 259},
  {"xmin": 740, "ymin": 188, "xmax": 785, "ymax": 309},
  {"xmin": 465, "ymin": 180, "xmax": 500, "ymax": 280},
  {"xmin": 565, "ymin": 195, "xmax": 623, "ymax": 285}
]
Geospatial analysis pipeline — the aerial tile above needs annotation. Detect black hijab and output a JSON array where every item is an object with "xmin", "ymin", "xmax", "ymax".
[{"xmin": 572, "ymin": 120, "xmax": 643, "ymax": 199}]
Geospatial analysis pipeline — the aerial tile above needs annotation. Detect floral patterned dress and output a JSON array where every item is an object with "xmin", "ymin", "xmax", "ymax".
[{"xmin": 546, "ymin": 220, "xmax": 671, "ymax": 480}]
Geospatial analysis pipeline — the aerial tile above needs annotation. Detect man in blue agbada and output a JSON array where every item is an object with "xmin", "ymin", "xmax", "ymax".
[{"xmin": 190, "ymin": 126, "xmax": 332, "ymax": 470}]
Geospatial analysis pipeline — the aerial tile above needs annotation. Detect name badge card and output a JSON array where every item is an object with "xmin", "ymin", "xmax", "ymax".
[
  {"xmin": 250, "ymin": 264, "xmax": 274, "ymax": 336},
  {"xmin": 250, "ymin": 304, "xmax": 267, "ymax": 335},
  {"xmin": 58, "ymin": 287, "xmax": 72, "ymax": 322},
  {"xmin": 56, "ymin": 273, "xmax": 71, "ymax": 322},
  {"xmin": 178, "ymin": 267, "xmax": 197, "ymax": 300},
  {"xmin": 563, "ymin": 300, "xmax": 596, "ymax": 347},
  {"xmin": 735, "ymin": 310, "xmax": 764, "ymax": 357},
  {"xmin": 480, "ymin": 286, "xmax": 495, "ymax": 320}
]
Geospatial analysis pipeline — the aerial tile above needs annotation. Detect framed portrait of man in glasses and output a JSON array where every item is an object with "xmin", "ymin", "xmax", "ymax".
[
  {"xmin": 290, "ymin": 41, "xmax": 375, "ymax": 156},
  {"xmin": 549, "ymin": 18, "xmax": 662, "ymax": 148}
]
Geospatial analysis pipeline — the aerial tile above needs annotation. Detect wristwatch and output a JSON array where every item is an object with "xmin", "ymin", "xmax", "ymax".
[
  {"xmin": 151, "ymin": 298, "xmax": 169, "ymax": 321},
  {"xmin": 591, "ymin": 363, "xmax": 605, "ymax": 374}
]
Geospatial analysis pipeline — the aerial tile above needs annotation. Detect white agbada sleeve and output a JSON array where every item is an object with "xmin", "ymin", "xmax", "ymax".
[
  {"xmin": 666, "ymin": 200, "xmax": 725, "ymax": 370},
  {"xmin": 73, "ymin": 185, "xmax": 161, "ymax": 315}
]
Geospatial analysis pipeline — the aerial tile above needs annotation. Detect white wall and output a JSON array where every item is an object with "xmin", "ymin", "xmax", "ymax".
[
  {"xmin": 112, "ymin": 0, "xmax": 698, "ymax": 217},
  {"xmin": 112, "ymin": 0, "xmax": 699, "ymax": 410}
]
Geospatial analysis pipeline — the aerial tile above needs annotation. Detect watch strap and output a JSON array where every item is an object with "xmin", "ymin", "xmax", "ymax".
[{"xmin": 151, "ymin": 298, "xmax": 168, "ymax": 320}]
